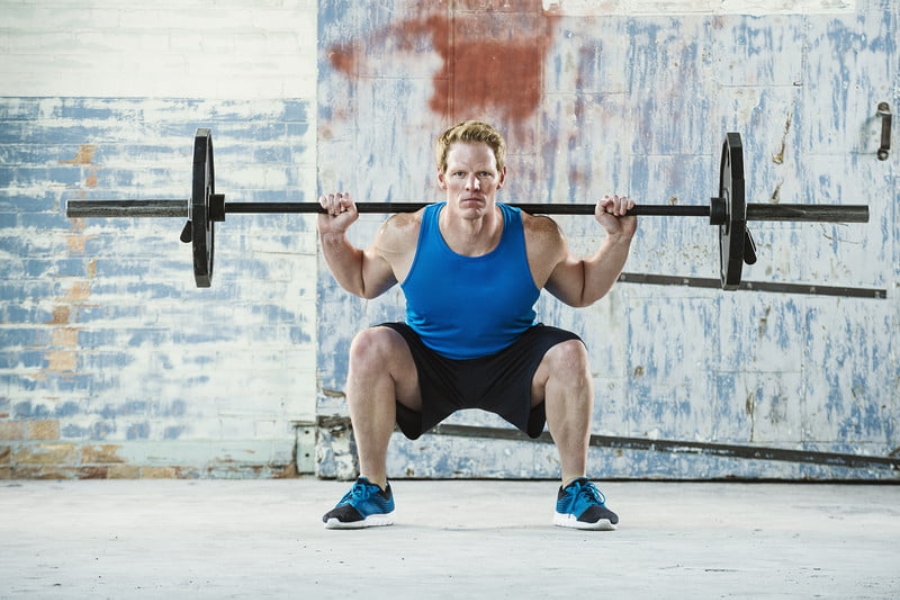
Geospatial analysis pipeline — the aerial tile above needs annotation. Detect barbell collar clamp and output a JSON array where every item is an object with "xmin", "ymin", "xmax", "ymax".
[
  {"xmin": 210, "ymin": 194, "xmax": 226, "ymax": 223},
  {"xmin": 709, "ymin": 197, "xmax": 726, "ymax": 226}
]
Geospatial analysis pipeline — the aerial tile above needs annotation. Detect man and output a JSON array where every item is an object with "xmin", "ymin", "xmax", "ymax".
[{"xmin": 317, "ymin": 121, "xmax": 636, "ymax": 530}]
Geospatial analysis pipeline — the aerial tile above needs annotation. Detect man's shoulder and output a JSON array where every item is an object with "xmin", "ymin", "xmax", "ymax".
[
  {"xmin": 518, "ymin": 211, "xmax": 568, "ymax": 289},
  {"xmin": 375, "ymin": 208, "xmax": 423, "ymax": 255},
  {"xmin": 521, "ymin": 210, "xmax": 564, "ymax": 242},
  {"xmin": 382, "ymin": 207, "xmax": 425, "ymax": 238}
]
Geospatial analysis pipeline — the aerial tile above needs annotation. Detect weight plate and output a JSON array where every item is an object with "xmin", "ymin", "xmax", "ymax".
[
  {"xmin": 191, "ymin": 128, "xmax": 215, "ymax": 287},
  {"xmin": 719, "ymin": 132, "xmax": 745, "ymax": 290}
]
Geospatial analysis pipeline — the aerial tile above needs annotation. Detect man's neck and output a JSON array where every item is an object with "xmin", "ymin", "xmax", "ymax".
[{"xmin": 439, "ymin": 203, "xmax": 503, "ymax": 257}]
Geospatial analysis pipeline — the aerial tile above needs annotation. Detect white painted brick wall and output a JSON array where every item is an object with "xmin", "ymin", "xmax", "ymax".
[
  {"xmin": 0, "ymin": 1, "xmax": 319, "ymax": 478},
  {"xmin": 1, "ymin": 0, "xmax": 317, "ymax": 99}
]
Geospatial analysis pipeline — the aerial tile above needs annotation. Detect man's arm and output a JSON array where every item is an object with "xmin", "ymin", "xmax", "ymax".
[
  {"xmin": 544, "ymin": 195, "xmax": 637, "ymax": 308},
  {"xmin": 317, "ymin": 192, "xmax": 398, "ymax": 299}
]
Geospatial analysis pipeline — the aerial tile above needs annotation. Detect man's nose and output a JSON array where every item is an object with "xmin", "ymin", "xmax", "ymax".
[{"xmin": 465, "ymin": 174, "xmax": 480, "ymax": 190}]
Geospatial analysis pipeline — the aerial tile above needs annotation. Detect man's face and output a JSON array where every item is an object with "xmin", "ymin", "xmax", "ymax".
[{"xmin": 438, "ymin": 142, "xmax": 506, "ymax": 216}]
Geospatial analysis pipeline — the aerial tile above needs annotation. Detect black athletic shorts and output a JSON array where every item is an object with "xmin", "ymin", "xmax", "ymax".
[{"xmin": 380, "ymin": 322, "xmax": 584, "ymax": 440}]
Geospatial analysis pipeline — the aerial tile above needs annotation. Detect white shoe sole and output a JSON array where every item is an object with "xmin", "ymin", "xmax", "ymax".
[
  {"xmin": 553, "ymin": 512, "xmax": 617, "ymax": 531},
  {"xmin": 324, "ymin": 512, "xmax": 395, "ymax": 530}
]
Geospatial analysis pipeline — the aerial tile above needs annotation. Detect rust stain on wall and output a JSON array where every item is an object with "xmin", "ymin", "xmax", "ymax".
[
  {"xmin": 82, "ymin": 444, "xmax": 125, "ymax": 464},
  {"xmin": 48, "ymin": 306, "xmax": 70, "ymax": 325},
  {"xmin": 430, "ymin": 12, "xmax": 555, "ymax": 121},
  {"xmin": 44, "ymin": 284, "xmax": 89, "ymax": 377},
  {"xmin": 27, "ymin": 420, "xmax": 61, "ymax": 441},
  {"xmin": 60, "ymin": 144, "xmax": 97, "ymax": 165},
  {"xmin": 45, "ymin": 351, "xmax": 76, "ymax": 373},
  {"xmin": 63, "ymin": 281, "xmax": 91, "ymax": 302},
  {"xmin": 52, "ymin": 328, "xmax": 79, "ymax": 348},
  {"xmin": 328, "ymin": 47, "xmax": 357, "ymax": 75},
  {"xmin": 60, "ymin": 144, "xmax": 99, "ymax": 187},
  {"xmin": 328, "ymin": 2, "xmax": 556, "ymax": 123},
  {"xmin": 66, "ymin": 234, "xmax": 90, "ymax": 253}
]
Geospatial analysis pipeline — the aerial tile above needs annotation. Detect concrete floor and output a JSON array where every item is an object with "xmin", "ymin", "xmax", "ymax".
[{"xmin": 0, "ymin": 478, "xmax": 898, "ymax": 599}]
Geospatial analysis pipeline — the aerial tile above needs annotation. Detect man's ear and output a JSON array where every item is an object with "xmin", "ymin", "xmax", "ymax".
[
  {"xmin": 437, "ymin": 169, "xmax": 448, "ymax": 190},
  {"xmin": 496, "ymin": 166, "xmax": 507, "ymax": 190}
]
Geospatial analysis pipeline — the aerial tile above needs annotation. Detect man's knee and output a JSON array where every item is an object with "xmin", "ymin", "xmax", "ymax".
[
  {"xmin": 349, "ymin": 327, "xmax": 419, "ymax": 383},
  {"xmin": 546, "ymin": 340, "xmax": 590, "ymax": 377},
  {"xmin": 348, "ymin": 327, "xmax": 422, "ymax": 411},
  {"xmin": 349, "ymin": 327, "xmax": 399, "ymax": 367}
]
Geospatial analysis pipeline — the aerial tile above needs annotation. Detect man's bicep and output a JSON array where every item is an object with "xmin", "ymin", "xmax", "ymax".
[
  {"xmin": 359, "ymin": 247, "xmax": 398, "ymax": 298},
  {"xmin": 545, "ymin": 256, "xmax": 587, "ymax": 307}
]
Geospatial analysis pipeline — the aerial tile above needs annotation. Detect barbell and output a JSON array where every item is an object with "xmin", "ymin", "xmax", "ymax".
[{"xmin": 66, "ymin": 128, "xmax": 869, "ymax": 289}]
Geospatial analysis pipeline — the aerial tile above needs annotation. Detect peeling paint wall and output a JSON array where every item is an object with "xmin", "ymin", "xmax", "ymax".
[
  {"xmin": 0, "ymin": 1, "xmax": 895, "ymax": 481},
  {"xmin": 0, "ymin": 3, "xmax": 319, "ymax": 479},
  {"xmin": 316, "ymin": 0, "xmax": 898, "ymax": 480}
]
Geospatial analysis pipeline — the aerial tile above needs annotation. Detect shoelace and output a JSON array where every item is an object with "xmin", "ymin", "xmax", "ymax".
[
  {"xmin": 339, "ymin": 481, "xmax": 376, "ymax": 504},
  {"xmin": 351, "ymin": 486, "xmax": 370, "ymax": 501},
  {"xmin": 578, "ymin": 482, "xmax": 606, "ymax": 506}
]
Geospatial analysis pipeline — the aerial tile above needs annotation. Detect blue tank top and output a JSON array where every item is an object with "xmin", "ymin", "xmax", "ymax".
[{"xmin": 402, "ymin": 202, "xmax": 539, "ymax": 360}]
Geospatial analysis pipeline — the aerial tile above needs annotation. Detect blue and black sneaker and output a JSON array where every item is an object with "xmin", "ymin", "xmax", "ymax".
[
  {"xmin": 323, "ymin": 477, "xmax": 395, "ymax": 530},
  {"xmin": 554, "ymin": 478, "xmax": 619, "ymax": 531}
]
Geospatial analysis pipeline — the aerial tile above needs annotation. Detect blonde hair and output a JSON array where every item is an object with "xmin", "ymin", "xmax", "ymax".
[{"xmin": 435, "ymin": 121, "xmax": 507, "ymax": 174}]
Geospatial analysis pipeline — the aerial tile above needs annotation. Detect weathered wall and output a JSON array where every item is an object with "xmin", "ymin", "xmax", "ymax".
[
  {"xmin": 0, "ymin": 2, "xmax": 319, "ymax": 478},
  {"xmin": 1, "ymin": 0, "xmax": 896, "ymax": 481},
  {"xmin": 316, "ymin": 0, "xmax": 899, "ymax": 480}
]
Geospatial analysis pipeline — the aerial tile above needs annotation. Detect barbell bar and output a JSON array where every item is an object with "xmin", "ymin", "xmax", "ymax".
[
  {"xmin": 66, "ymin": 128, "xmax": 869, "ymax": 290},
  {"xmin": 65, "ymin": 199, "xmax": 867, "ymax": 222}
]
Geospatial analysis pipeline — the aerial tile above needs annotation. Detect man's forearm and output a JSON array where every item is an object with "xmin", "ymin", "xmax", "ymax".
[
  {"xmin": 320, "ymin": 231, "xmax": 366, "ymax": 296},
  {"xmin": 582, "ymin": 233, "xmax": 633, "ymax": 304}
]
